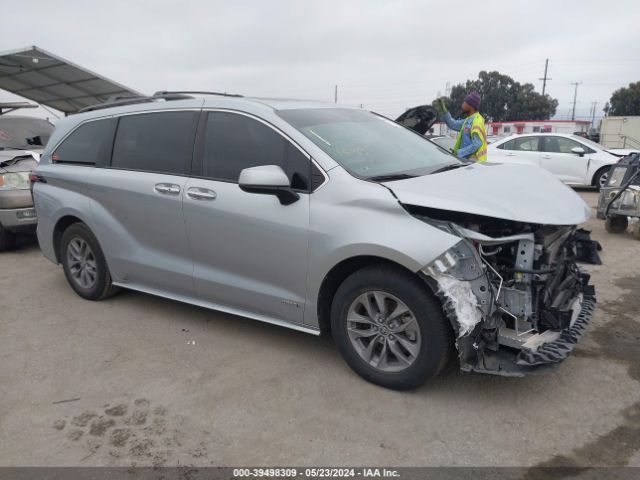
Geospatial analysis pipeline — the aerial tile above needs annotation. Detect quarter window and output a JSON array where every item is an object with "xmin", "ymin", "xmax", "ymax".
[
  {"xmin": 111, "ymin": 111, "xmax": 197, "ymax": 174},
  {"xmin": 53, "ymin": 118, "xmax": 115, "ymax": 165},
  {"xmin": 202, "ymin": 112, "xmax": 311, "ymax": 191}
]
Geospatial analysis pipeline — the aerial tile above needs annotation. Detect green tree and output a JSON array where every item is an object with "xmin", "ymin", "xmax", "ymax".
[
  {"xmin": 607, "ymin": 82, "xmax": 640, "ymax": 116},
  {"xmin": 433, "ymin": 71, "xmax": 558, "ymax": 121}
]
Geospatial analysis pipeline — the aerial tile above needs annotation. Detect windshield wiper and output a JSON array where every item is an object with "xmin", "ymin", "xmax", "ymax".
[
  {"xmin": 430, "ymin": 163, "xmax": 467, "ymax": 174},
  {"xmin": 368, "ymin": 173, "xmax": 418, "ymax": 182}
]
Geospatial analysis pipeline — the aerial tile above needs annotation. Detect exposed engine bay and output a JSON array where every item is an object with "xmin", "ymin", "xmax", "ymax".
[{"xmin": 408, "ymin": 205, "xmax": 600, "ymax": 376}]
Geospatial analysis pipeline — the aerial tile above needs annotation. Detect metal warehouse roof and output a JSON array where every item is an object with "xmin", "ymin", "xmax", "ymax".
[{"xmin": 0, "ymin": 46, "xmax": 142, "ymax": 114}]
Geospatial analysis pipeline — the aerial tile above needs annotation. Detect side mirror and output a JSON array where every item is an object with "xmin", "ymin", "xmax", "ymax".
[
  {"xmin": 571, "ymin": 147, "xmax": 585, "ymax": 157},
  {"xmin": 239, "ymin": 165, "xmax": 300, "ymax": 205}
]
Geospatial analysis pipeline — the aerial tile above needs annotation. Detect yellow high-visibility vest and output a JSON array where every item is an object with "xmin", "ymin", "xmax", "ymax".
[{"xmin": 453, "ymin": 112, "xmax": 488, "ymax": 162}]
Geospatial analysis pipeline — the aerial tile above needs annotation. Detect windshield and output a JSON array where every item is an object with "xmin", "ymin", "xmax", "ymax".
[
  {"xmin": 0, "ymin": 117, "xmax": 54, "ymax": 150},
  {"xmin": 277, "ymin": 108, "xmax": 459, "ymax": 179},
  {"xmin": 431, "ymin": 136, "xmax": 456, "ymax": 151},
  {"xmin": 571, "ymin": 135, "xmax": 603, "ymax": 151}
]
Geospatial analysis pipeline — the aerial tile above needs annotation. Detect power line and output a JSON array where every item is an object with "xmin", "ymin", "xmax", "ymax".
[
  {"xmin": 570, "ymin": 81, "xmax": 582, "ymax": 121},
  {"xmin": 590, "ymin": 101, "xmax": 598, "ymax": 127},
  {"xmin": 539, "ymin": 58, "xmax": 552, "ymax": 96}
]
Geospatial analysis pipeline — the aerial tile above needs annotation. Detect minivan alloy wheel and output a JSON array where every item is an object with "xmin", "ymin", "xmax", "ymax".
[
  {"xmin": 66, "ymin": 237, "xmax": 98, "ymax": 289},
  {"xmin": 347, "ymin": 290, "xmax": 421, "ymax": 372}
]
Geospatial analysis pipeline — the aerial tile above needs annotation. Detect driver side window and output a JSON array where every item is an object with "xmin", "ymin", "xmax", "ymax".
[
  {"xmin": 202, "ymin": 112, "xmax": 312, "ymax": 191},
  {"xmin": 542, "ymin": 136, "xmax": 582, "ymax": 154}
]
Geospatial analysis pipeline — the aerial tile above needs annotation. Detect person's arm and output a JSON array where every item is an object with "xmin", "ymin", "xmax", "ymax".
[
  {"xmin": 456, "ymin": 131, "xmax": 483, "ymax": 159},
  {"xmin": 442, "ymin": 111, "xmax": 464, "ymax": 131}
]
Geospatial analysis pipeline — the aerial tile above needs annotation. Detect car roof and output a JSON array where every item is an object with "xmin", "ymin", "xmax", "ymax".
[
  {"xmin": 56, "ymin": 94, "xmax": 356, "ymax": 127},
  {"xmin": 491, "ymin": 132, "xmax": 595, "ymax": 144}
]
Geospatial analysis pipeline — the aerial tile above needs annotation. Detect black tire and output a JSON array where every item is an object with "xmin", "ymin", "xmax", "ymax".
[
  {"xmin": 330, "ymin": 264, "xmax": 453, "ymax": 390},
  {"xmin": 605, "ymin": 215, "xmax": 628, "ymax": 234},
  {"xmin": 0, "ymin": 224, "xmax": 16, "ymax": 252},
  {"xmin": 593, "ymin": 167, "xmax": 610, "ymax": 191},
  {"xmin": 60, "ymin": 222, "xmax": 119, "ymax": 300}
]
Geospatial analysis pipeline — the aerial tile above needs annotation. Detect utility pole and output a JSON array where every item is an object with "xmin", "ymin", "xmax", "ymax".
[
  {"xmin": 570, "ymin": 81, "xmax": 582, "ymax": 121},
  {"xmin": 539, "ymin": 59, "xmax": 551, "ymax": 96},
  {"xmin": 334, "ymin": 85, "xmax": 338, "ymax": 104},
  {"xmin": 590, "ymin": 101, "xmax": 598, "ymax": 128}
]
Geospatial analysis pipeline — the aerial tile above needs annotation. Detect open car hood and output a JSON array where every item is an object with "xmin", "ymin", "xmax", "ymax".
[
  {"xmin": 383, "ymin": 163, "xmax": 591, "ymax": 225},
  {"xmin": 395, "ymin": 105, "xmax": 438, "ymax": 135}
]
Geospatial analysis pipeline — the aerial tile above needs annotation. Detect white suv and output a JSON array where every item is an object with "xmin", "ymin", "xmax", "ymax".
[{"xmin": 488, "ymin": 133, "xmax": 619, "ymax": 189}]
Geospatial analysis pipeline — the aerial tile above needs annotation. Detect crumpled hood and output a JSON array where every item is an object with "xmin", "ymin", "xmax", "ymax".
[
  {"xmin": 0, "ymin": 149, "xmax": 40, "ymax": 173},
  {"xmin": 383, "ymin": 162, "xmax": 591, "ymax": 225}
]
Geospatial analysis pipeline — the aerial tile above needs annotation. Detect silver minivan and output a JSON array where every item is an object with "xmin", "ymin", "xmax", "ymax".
[{"xmin": 33, "ymin": 92, "xmax": 599, "ymax": 389}]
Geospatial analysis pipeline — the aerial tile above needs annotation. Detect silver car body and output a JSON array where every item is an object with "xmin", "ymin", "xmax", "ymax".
[{"xmin": 34, "ymin": 95, "xmax": 596, "ymax": 375}]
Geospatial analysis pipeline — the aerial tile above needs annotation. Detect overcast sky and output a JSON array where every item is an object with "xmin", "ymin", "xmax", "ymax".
[{"xmin": 2, "ymin": 0, "xmax": 639, "ymax": 123}]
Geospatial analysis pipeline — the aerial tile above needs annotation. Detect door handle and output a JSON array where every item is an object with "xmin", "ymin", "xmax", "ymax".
[
  {"xmin": 541, "ymin": 155, "xmax": 552, "ymax": 159},
  {"xmin": 505, "ymin": 152, "xmax": 515, "ymax": 156},
  {"xmin": 154, "ymin": 183, "xmax": 181, "ymax": 195},
  {"xmin": 187, "ymin": 187, "xmax": 217, "ymax": 201}
]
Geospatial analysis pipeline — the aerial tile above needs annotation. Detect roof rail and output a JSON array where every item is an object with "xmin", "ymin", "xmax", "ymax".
[
  {"xmin": 153, "ymin": 90, "xmax": 243, "ymax": 98},
  {"xmin": 77, "ymin": 92, "xmax": 194, "ymax": 113}
]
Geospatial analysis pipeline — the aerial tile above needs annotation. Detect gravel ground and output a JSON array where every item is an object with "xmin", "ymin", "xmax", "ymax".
[{"xmin": 0, "ymin": 189, "xmax": 638, "ymax": 468}]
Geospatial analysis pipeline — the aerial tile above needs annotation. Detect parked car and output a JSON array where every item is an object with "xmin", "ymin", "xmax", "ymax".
[
  {"xmin": 33, "ymin": 92, "xmax": 598, "ymax": 389},
  {"xmin": 488, "ymin": 133, "xmax": 619, "ymax": 189},
  {"xmin": 0, "ymin": 115, "xmax": 53, "ymax": 250}
]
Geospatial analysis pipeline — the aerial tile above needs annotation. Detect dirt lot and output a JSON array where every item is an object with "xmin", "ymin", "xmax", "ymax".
[{"xmin": 0, "ymin": 190, "xmax": 638, "ymax": 467}]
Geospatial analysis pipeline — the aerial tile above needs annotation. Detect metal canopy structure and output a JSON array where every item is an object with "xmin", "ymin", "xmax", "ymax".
[{"xmin": 0, "ymin": 46, "xmax": 142, "ymax": 114}]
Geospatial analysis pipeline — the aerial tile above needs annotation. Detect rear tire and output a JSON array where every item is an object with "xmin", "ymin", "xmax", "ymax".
[
  {"xmin": 605, "ymin": 215, "xmax": 628, "ymax": 234},
  {"xmin": 60, "ymin": 223, "xmax": 119, "ymax": 300},
  {"xmin": 0, "ymin": 224, "xmax": 16, "ymax": 252},
  {"xmin": 330, "ymin": 264, "xmax": 453, "ymax": 390}
]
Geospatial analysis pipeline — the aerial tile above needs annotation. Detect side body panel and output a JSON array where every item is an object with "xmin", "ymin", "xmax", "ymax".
[
  {"xmin": 85, "ymin": 168, "xmax": 194, "ymax": 297},
  {"xmin": 303, "ymin": 167, "xmax": 461, "ymax": 328},
  {"xmin": 33, "ymin": 164, "xmax": 95, "ymax": 262},
  {"xmin": 184, "ymin": 178, "xmax": 310, "ymax": 324}
]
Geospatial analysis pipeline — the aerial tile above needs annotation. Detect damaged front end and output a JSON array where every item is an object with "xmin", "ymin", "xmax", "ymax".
[{"xmin": 412, "ymin": 206, "xmax": 600, "ymax": 377}]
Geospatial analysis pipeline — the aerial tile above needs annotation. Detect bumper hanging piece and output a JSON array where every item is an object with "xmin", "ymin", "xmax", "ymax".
[{"xmin": 517, "ymin": 295, "xmax": 596, "ymax": 366}]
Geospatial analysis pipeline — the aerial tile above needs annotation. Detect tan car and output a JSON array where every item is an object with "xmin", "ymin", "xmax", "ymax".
[{"xmin": 0, "ymin": 115, "xmax": 53, "ymax": 250}]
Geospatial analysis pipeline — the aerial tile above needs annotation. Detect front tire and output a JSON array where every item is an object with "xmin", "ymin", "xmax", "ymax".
[
  {"xmin": 0, "ymin": 224, "xmax": 16, "ymax": 252},
  {"xmin": 330, "ymin": 265, "xmax": 453, "ymax": 390},
  {"xmin": 61, "ymin": 223, "xmax": 119, "ymax": 300},
  {"xmin": 605, "ymin": 215, "xmax": 628, "ymax": 234},
  {"xmin": 593, "ymin": 167, "xmax": 610, "ymax": 191}
]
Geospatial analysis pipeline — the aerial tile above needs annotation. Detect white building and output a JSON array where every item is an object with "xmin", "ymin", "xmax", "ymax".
[
  {"xmin": 429, "ymin": 119, "xmax": 591, "ymax": 138},
  {"xmin": 486, "ymin": 120, "xmax": 591, "ymax": 136},
  {"xmin": 599, "ymin": 116, "xmax": 640, "ymax": 149}
]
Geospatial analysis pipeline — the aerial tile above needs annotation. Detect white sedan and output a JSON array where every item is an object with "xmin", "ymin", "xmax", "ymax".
[{"xmin": 488, "ymin": 133, "xmax": 619, "ymax": 189}]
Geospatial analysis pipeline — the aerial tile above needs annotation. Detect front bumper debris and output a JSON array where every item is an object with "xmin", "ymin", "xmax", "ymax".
[
  {"xmin": 419, "ymin": 218, "xmax": 599, "ymax": 378},
  {"xmin": 517, "ymin": 294, "xmax": 595, "ymax": 366}
]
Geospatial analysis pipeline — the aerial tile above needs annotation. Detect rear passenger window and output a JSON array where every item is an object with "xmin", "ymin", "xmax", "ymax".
[
  {"xmin": 497, "ymin": 140, "xmax": 514, "ymax": 150},
  {"xmin": 53, "ymin": 118, "xmax": 114, "ymax": 165},
  {"xmin": 203, "ymin": 112, "xmax": 311, "ymax": 190},
  {"xmin": 111, "ymin": 111, "xmax": 197, "ymax": 174}
]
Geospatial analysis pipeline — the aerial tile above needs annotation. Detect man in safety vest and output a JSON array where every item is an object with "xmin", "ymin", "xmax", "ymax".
[{"xmin": 439, "ymin": 91, "xmax": 487, "ymax": 162}]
